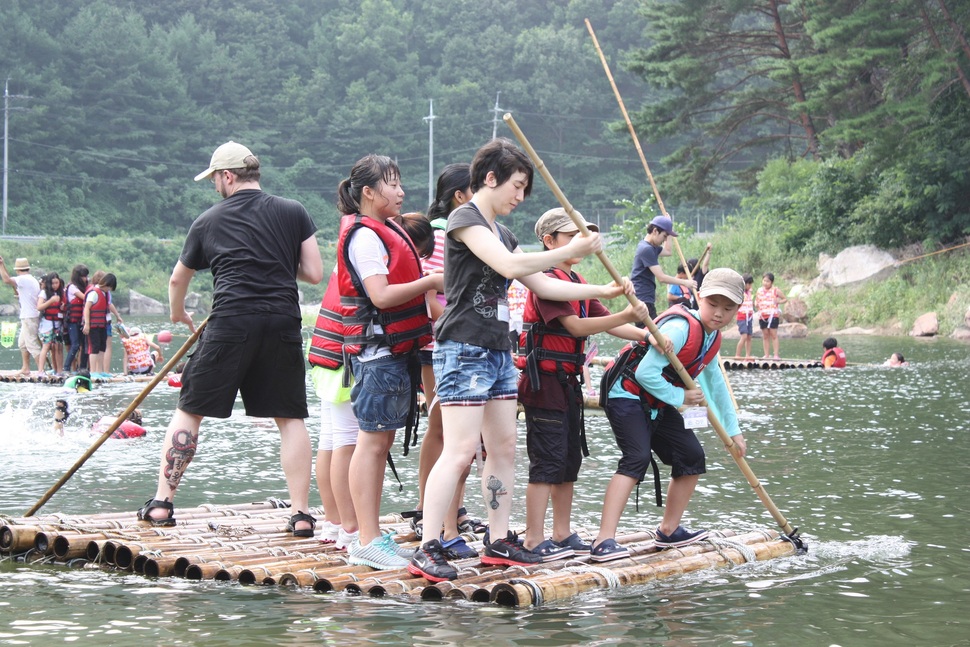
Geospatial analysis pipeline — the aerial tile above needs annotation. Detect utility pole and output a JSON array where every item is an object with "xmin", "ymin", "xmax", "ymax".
[
  {"xmin": 3, "ymin": 79, "xmax": 10, "ymax": 237},
  {"xmin": 3, "ymin": 79, "xmax": 30, "ymax": 237},
  {"xmin": 424, "ymin": 99, "xmax": 435, "ymax": 206},
  {"xmin": 491, "ymin": 92, "xmax": 504, "ymax": 140}
]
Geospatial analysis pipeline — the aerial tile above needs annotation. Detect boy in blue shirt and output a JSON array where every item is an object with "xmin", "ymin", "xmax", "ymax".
[{"xmin": 591, "ymin": 268, "xmax": 748, "ymax": 561}]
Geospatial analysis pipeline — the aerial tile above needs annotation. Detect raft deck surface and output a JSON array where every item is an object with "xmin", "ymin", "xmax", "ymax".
[{"xmin": 1, "ymin": 500, "xmax": 796, "ymax": 607}]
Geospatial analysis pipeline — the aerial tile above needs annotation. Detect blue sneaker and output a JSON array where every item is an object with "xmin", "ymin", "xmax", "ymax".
[
  {"xmin": 555, "ymin": 532, "xmax": 592, "ymax": 553},
  {"xmin": 655, "ymin": 526, "xmax": 709, "ymax": 548},
  {"xmin": 590, "ymin": 538, "xmax": 629, "ymax": 563},
  {"xmin": 531, "ymin": 539, "xmax": 573, "ymax": 562},
  {"xmin": 440, "ymin": 535, "xmax": 479, "ymax": 560}
]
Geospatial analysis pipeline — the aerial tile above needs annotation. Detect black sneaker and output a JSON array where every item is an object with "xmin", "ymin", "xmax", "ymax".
[
  {"xmin": 407, "ymin": 539, "xmax": 458, "ymax": 582},
  {"xmin": 482, "ymin": 531, "xmax": 543, "ymax": 567}
]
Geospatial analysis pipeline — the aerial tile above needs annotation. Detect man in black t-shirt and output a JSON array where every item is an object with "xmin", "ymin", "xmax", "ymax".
[{"xmin": 137, "ymin": 141, "xmax": 324, "ymax": 537}]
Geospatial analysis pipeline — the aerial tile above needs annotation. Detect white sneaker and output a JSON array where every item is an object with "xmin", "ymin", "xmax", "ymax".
[
  {"xmin": 319, "ymin": 520, "xmax": 340, "ymax": 545},
  {"xmin": 336, "ymin": 528, "xmax": 359, "ymax": 551},
  {"xmin": 348, "ymin": 533, "xmax": 409, "ymax": 570}
]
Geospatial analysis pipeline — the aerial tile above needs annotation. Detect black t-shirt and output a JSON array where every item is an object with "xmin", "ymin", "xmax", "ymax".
[
  {"xmin": 434, "ymin": 203, "xmax": 518, "ymax": 350},
  {"xmin": 180, "ymin": 189, "xmax": 317, "ymax": 318}
]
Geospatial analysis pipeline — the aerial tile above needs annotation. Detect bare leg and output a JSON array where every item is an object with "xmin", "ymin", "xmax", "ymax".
[
  {"xmin": 761, "ymin": 330, "xmax": 770, "ymax": 357},
  {"xmin": 147, "ymin": 409, "xmax": 203, "ymax": 522},
  {"xmin": 104, "ymin": 334, "xmax": 112, "ymax": 371},
  {"xmin": 594, "ymin": 473, "xmax": 638, "ymax": 546},
  {"xmin": 478, "ymin": 399, "xmax": 519, "ymax": 540},
  {"xmin": 349, "ymin": 428, "xmax": 396, "ymax": 545},
  {"xmin": 420, "ymin": 404, "xmax": 487, "ymax": 546},
  {"xmin": 316, "ymin": 449, "xmax": 339, "ymax": 525},
  {"xmin": 550, "ymin": 482, "xmax": 574, "ymax": 543},
  {"xmin": 657, "ymin": 474, "xmax": 699, "ymax": 536},
  {"xmin": 415, "ymin": 364, "xmax": 443, "ymax": 510},
  {"xmin": 277, "ymin": 417, "xmax": 312, "ymax": 532},
  {"xmin": 331, "ymin": 444, "xmax": 358, "ymax": 533},
  {"xmin": 524, "ymin": 481, "xmax": 551, "ymax": 549}
]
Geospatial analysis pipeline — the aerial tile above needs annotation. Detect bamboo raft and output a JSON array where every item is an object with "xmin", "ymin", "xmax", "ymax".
[
  {"xmin": 1, "ymin": 499, "xmax": 797, "ymax": 607},
  {"xmin": 587, "ymin": 357, "xmax": 822, "ymax": 371},
  {"xmin": 0, "ymin": 371, "xmax": 159, "ymax": 385}
]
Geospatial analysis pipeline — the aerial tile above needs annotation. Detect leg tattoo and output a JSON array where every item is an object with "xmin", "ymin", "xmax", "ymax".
[
  {"xmin": 486, "ymin": 475, "xmax": 507, "ymax": 510},
  {"xmin": 164, "ymin": 428, "xmax": 198, "ymax": 489}
]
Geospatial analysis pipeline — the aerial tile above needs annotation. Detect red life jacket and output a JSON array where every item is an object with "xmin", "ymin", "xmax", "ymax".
[
  {"xmin": 514, "ymin": 267, "xmax": 589, "ymax": 388},
  {"xmin": 308, "ymin": 271, "xmax": 345, "ymax": 370},
  {"xmin": 85, "ymin": 286, "xmax": 109, "ymax": 328},
  {"xmin": 43, "ymin": 293, "xmax": 63, "ymax": 322},
  {"xmin": 67, "ymin": 286, "xmax": 86, "ymax": 323},
  {"xmin": 336, "ymin": 214, "xmax": 432, "ymax": 356},
  {"xmin": 600, "ymin": 305, "xmax": 721, "ymax": 410},
  {"xmin": 822, "ymin": 346, "xmax": 847, "ymax": 368}
]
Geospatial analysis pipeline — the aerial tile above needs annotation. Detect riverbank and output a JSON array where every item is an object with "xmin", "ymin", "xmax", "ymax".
[{"xmin": 2, "ymin": 233, "xmax": 967, "ymax": 338}]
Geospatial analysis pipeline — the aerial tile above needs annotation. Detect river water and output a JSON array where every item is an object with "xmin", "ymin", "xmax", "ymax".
[{"xmin": 1, "ymin": 329, "xmax": 968, "ymax": 646}]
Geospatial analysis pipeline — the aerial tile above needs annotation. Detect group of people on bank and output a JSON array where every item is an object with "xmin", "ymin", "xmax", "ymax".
[
  {"xmin": 132, "ymin": 138, "xmax": 749, "ymax": 584},
  {"xmin": 0, "ymin": 258, "xmax": 163, "ymax": 379}
]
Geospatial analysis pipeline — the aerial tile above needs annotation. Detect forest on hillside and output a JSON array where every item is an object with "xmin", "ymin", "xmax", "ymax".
[{"xmin": 1, "ymin": 0, "xmax": 968, "ymax": 249}]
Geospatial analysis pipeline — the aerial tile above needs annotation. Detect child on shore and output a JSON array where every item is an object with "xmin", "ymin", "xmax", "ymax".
[
  {"xmin": 590, "ymin": 268, "xmax": 748, "ymax": 562},
  {"xmin": 516, "ymin": 207, "xmax": 650, "ymax": 561},
  {"xmin": 755, "ymin": 272, "xmax": 786, "ymax": 359},
  {"xmin": 335, "ymin": 155, "xmax": 442, "ymax": 571},
  {"xmin": 734, "ymin": 274, "xmax": 754, "ymax": 358},
  {"xmin": 407, "ymin": 138, "xmax": 624, "ymax": 582}
]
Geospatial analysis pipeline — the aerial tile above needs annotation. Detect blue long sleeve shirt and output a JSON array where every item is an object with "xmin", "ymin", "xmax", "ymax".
[{"xmin": 607, "ymin": 313, "xmax": 741, "ymax": 437}]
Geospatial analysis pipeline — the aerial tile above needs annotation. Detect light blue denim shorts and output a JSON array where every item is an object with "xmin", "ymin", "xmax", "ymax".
[
  {"xmin": 350, "ymin": 354, "xmax": 412, "ymax": 432},
  {"xmin": 432, "ymin": 339, "xmax": 518, "ymax": 405}
]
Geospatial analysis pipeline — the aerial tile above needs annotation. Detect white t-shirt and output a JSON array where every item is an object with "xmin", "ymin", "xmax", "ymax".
[
  {"xmin": 348, "ymin": 227, "xmax": 391, "ymax": 361},
  {"xmin": 13, "ymin": 274, "xmax": 40, "ymax": 318}
]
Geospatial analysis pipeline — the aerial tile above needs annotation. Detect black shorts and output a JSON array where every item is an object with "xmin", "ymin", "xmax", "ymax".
[
  {"xmin": 86, "ymin": 327, "xmax": 108, "ymax": 354},
  {"xmin": 758, "ymin": 317, "xmax": 780, "ymax": 330},
  {"xmin": 178, "ymin": 314, "xmax": 308, "ymax": 419},
  {"xmin": 524, "ymin": 387, "xmax": 584, "ymax": 484},
  {"xmin": 635, "ymin": 302, "xmax": 658, "ymax": 328},
  {"xmin": 605, "ymin": 397, "xmax": 705, "ymax": 481}
]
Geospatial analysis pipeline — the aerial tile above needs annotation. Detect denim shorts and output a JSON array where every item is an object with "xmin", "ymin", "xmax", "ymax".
[
  {"xmin": 433, "ymin": 339, "xmax": 518, "ymax": 405},
  {"xmin": 350, "ymin": 354, "xmax": 413, "ymax": 432},
  {"xmin": 737, "ymin": 317, "xmax": 753, "ymax": 336}
]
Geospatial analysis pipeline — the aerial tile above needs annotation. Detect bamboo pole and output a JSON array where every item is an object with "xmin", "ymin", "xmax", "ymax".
[
  {"xmin": 24, "ymin": 319, "xmax": 210, "ymax": 517},
  {"xmin": 503, "ymin": 112, "xmax": 806, "ymax": 553},
  {"xmin": 583, "ymin": 18, "xmax": 742, "ymax": 412}
]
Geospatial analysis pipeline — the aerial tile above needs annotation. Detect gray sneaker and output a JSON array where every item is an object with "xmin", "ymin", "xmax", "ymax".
[{"xmin": 348, "ymin": 533, "xmax": 409, "ymax": 570}]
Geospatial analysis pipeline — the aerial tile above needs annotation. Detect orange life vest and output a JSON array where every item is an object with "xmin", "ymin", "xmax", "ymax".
[
  {"xmin": 515, "ymin": 267, "xmax": 589, "ymax": 388},
  {"xmin": 600, "ymin": 305, "xmax": 721, "ymax": 410},
  {"xmin": 336, "ymin": 214, "xmax": 432, "ymax": 356},
  {"xmin": 308, "ymin": 271, "xmax": 345, "ymax": 370},
  {"xmin": 756, "ymin": 286, "xmax": 781, "ymax": 320},
  {"xmin": 822, "ymin": 346, "xmax": 847, "ymax": 368}
]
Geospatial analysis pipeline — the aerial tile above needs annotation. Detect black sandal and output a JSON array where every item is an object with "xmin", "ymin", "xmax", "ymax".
[
  {"xmin": 402, "ymin": 509, "xmax": 423, "ymax": 540},
  {"xmin": 136, "ymin": 498, "xmax": 176, "ymax": 527},
  {"xmin": 457, "ymin": 507, "xmax": 486, "ymax": 534},
  {"xmin": 286, "ymin": 511, "xmax": 316, "ymax": 538}
]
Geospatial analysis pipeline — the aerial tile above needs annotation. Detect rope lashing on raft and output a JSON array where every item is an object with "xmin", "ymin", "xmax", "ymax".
[
  {"xmin": 508, "ymin": 577, "xmax": 545, "ymax": 606},
  {"xmin": 705, "ymin": 537, "xmax": 757, "ymax": 563},
  {"xmin": 566, "ymin": 564, "xmax": 622, "ymax": 588}
]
